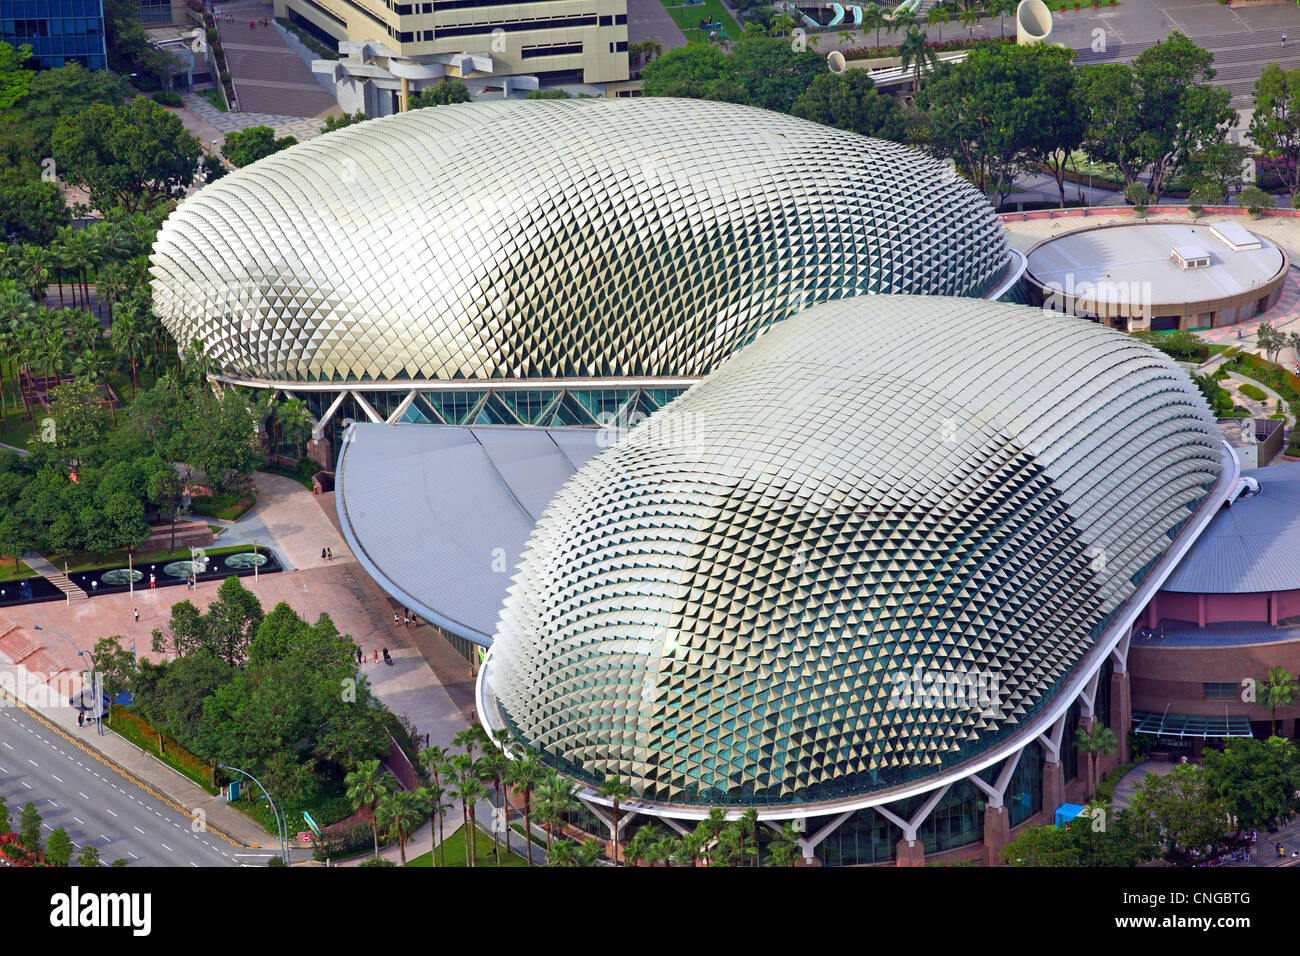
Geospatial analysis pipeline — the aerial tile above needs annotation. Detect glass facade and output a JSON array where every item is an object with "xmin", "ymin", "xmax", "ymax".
[
  {"xmin": 815, "ymin": 807, "xmax": 902, "ymax": 866},
  {"xmin": 1, "ymin": 0, "xmax": 107, "ymax": 70},
  {"xmin": 304, "ymin": 385, "xmax": 687, "ymax": 460},
  {"xmin": 1062, "ymin": 699, "xmax": 1082, "ymax": 783},
  {"xmin": 137, "ymin": 0, "xmax": 171, "ymax": 24}
]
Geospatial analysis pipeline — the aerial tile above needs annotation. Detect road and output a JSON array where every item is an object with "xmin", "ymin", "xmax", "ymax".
[{"xmin": 0, "ymin": 704, "xmax": 259, "ymax": 867}]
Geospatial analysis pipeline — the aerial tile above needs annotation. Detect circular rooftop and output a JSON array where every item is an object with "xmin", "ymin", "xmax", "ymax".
[
  {"xmin": 1024, "ymin": 220, "xmax": 1287, "ymax": 329},
  {"xmin": 150, "ymin": 97, "xmax": 1011, "ymax": 386},
  {"xmin": 485, "ymin": 295, "xmax": 1224, "ymax": 808}
]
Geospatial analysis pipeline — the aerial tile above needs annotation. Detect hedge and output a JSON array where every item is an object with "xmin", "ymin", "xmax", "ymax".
[
  {"xmin": 189, "ymin": 492, "xmax": 255, "ymax": 521},
  {"xmin": 1238, "ymin": 383, "xmax": 1268, "ymax": 402},
  {"xmin": 108, "ymin": 706, "xmax": 217, "ymax": 793},
  {"xmin": 1225, "ymin": 352, "xmax": 1300, "ymax": 420}
]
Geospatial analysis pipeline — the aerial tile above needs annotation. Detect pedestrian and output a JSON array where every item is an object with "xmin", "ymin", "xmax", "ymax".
[
  {"xmin": 394, "ymin": 612, "xmax": 400, "ymax": 625},
  {"xmin": 1285, "ymin": 33, "xmax": 1289, "ymax": 48},
  {"xmin": 133, "ymin": 607, "xmax": 139, "ymax": 622},
  {"xmin": 150, "ymin": 573, "xmax": 156, "ymax": 589},
  {"xmin": 321, "ymin": 547, "xmax": 327, "ymax": 560},
  {"xmin": 77, "ymin": 711, "xmax": 84, "ymax": 728},
  {"xmin": 327, "ymin": 547, "xmax": 333, "ymax": 560},
  {"xmin": 374, "ymin": 649, "xmax": 379, "ymax": 663}
]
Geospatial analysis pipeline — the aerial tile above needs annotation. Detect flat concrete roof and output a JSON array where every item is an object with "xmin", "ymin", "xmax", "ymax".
[{"xmin": 1025, "ymin": 221, "xmax": 1285, "ymax": 307}]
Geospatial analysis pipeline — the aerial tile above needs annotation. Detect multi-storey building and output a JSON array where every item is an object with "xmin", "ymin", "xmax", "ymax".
[
  {"xmin": 0, "ymin": 0, "xmax": 107, "ymax": 70},
  {"xmin": 272, "ymin": 0, "xmax": 630, "ymax": 113}
]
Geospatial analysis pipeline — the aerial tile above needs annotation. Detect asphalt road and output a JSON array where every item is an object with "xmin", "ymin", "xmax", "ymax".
[{"xmin": 0, "ymin": 705, "xmax": 260, "ymax": 867}]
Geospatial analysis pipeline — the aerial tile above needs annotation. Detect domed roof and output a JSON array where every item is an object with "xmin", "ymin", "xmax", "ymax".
[
  {"xmin": 150, "ymin": 98, "xmax": 1010, "ymax": 384},
  {"xmin": 487, "ymin": 296, "xmax": 1223, "ymax": 806}
]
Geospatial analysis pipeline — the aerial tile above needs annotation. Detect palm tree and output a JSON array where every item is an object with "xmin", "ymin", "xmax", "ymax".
[
  {"xmin": 274, "ymin": 395, "xmax": 314, "ymax": 460},
  {"xmin": 375, "ymin": 789, "xmax": 428, "ymax": 866},
  {"xmin": 624, "ymin": 824, "xmax": 657, "ymax": 867},
  {"xmin": 764, "ymin": 822, "xmax": 802, "ymax": 866},
  {"xmin": 419, "ymin": 744, "xmax": 450, "ymax": 791},
  {"xmin": 863, "ymin": 2, "xmax": 885, "ymax": 48},
  {"xmin": 1073, "ymin": 723, "xmax": 1118, "ymax": 792},
  {"xmin": 737, "ymin": 807, "xmax": 759, "ymax": 866},
  {"xmin": 72, "ymin": 349, "xmax": 115, "ymax": 425},
  {"xmin": 426, "ymin": 783, "xmax": 449, "ymax": 867},
  {"xmin": 537, "ymin": 770, "xmax": 577, "ymax": 849},
  {"xmin": 478, "ymin": 748, "xmax": 510, "ymax": 864},
  {"xmin": 991, "ymin": 0, "xmax": 1013, "ymax": 38},
  {"xmin": 548, "ymin": 837, "xmax": 578, "ymax": 866},
  {"xmin": 507, "ymin": 750, "xmax": 544, "ymax": 865},
  {"xmin": 37, "ymin": 321, "xmax": 68, "ymax": 388},
  {"xmin": 677, "ymin": 828, "xmax": 708, "ymax": 867},
  {"xmin": 1261, "ymin": 666, "xmax": 1299, "ymax": 737},
  {"xmin": 927, "ymin": 4, "xmax": 949, "ymax": 42},
  {"xmin": 452, "ymin": 773, "xmax": 486, "ymax": 867},
  {"xmin": 898, "ymin": 26, "xmax": 938, "ymax": 92},
  {"xmin": 18, "ymin": 245, "xmax": 52, "ymax": 303},
  {"xmin": 344, "ymin": 758, "xmax": 390, "ymax": 858},
  {"xmin": 596, "ymin": 774, "xmax": 632, "ymax": 864},
  {"xmin": 68, "ymin": 309, "xmax": 101, "ymax": 355},
  {"xmin": 452, "ymin": 726, "xmax": 480, "ymax": 763},
  {"xmin": 839, "ymin": 28, "xmax": 855, "ymax": 48},
  {"xmin": 575, "ymin": 838, "xmax": 603, "ymax": 866},
  {"xmin": 960, "ymin": 4, "xmax": 981, "ymax": 39},
  {"xmin": 768, "ymin": 11, "xmax": 796, "ymax": 37},
  {"xmin": 109, "ymin": 308, "xmax": 144, "ymax": 391}
]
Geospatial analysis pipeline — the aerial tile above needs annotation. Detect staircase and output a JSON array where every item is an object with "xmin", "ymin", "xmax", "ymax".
[{"xmin": 44, "ymin": 570, "xmax": 89, "ymax": 602}]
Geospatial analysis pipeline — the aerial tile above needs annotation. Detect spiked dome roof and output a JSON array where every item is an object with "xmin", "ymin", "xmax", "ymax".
[
  {"xmin": 486, "ymin": 296, "xmax": 1224, "ymax": 806},
  {"xmin": 149, "ymin": 97, "xmax": 1010, "ymax": 385}
]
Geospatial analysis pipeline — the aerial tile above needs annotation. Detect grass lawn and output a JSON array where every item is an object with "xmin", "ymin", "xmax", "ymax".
[
  {"xmin": 0, "ymin": 561, "xmax": 36, "ymax": 582},
  {"xmin": 660, "ymin": 0, "xmax": 739, "ymax": 43},
  {"xmin": 407, "ymin": 825, "xmax": 526, "ymax": 867},
  {"xmin": 196, "ymin": 88, "xmax": 228, "ymax": 112}
]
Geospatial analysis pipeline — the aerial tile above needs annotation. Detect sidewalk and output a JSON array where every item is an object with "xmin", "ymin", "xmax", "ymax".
[{"xmin": 0, "ymin": 657, "xmax": 273, "ymax": 852}]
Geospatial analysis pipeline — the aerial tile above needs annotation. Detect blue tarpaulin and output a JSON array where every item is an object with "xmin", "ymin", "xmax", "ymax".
[{"xmin": 1055, "ymin": 803, "xmax": 1085, "ymax": 829}]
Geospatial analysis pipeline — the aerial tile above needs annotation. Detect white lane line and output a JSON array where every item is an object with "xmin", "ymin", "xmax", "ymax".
[
  {"xmin": 20, "ymin": 781, "xmax": 30, "ymax": 789},
  {"xmin": 160, "ymin": 843, "xmax": 173, "ymax": 852},
  {"xmin": 134, "ymin": 827, "xmax": 146, "ymax": 834},
  {"xmin": 73, "ymin": 817, "xmax": 84, "ymax": 825},
  {"xmin": 2, "ymin": 741, "xmax": 11, "ymax": 749},
  {"xmin": 128, "ymin": 852, "xmax": 139, "ymax": 860},
  {"xmin": 189, "ymin": 861, "xmax": 199, "ymax": 867},
  {"xmin": 26, "ymin": 759, "xmax": 37, "ymax": 767},
  {"xmin": 47, "ymin": 799, "xmax": 57, "ymax": 808},
  {"xmin": 51, "ymin": 774, "xmax": 62, "ymax": 783},
  {"xmin": 99, "ymin": 833, "xmax": 109, "ymax": 841},
  {"xmin": 105, "ymin": 809, "xmax": 118, "ymax": 817},
  {"xmin": 78, "ymin": 792, "xmax": 89, "ymax": 800}
]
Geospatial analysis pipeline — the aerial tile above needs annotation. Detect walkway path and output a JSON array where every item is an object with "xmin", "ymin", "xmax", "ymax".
[
  {"xmin": 180, "ymin": 91, "xmax": 326, "ymax": 143},
  {"xmin": 22, "ymin": 552, "xmax": 87, "ymax": 602},
  {"xmin": 215, "ymin": 0, "xmax": 338, "ymax": 119}
]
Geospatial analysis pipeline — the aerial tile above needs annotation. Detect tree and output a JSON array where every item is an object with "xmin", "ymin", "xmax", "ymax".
[
  {"xmin": 920, "ymin": 45, "xmax": 1040, "ymax": 206},
  {"xmin": 730, "ymin": 36, "xmax": 826, "ymax": 113},
  {"xmin": 1240, "ymin": 184, "xmax": 1275, "ymax": 215},
  {"xmin": 524, "ymin": 88, "xmax": 572, "ymax": 99},
  {"xmin": 1127, "ymin": 762, "xmax": 1230, "ymax": 863},
  {"xmin": 597, "ymin": 774, "xmax": 632, "ymax": 864},
  {"xmin": 451, "ymin": 768, "xmax": 486, "ymax": 867},
  {"xmin": 897, "ymin": 27, "xmax": 938, "ymax": 93},
  {"xmin": 19, "ymin": 800, "xmax": 41, "ymax": 853},
  {"xmin": 0, "ymin": 794, "xmax": 9, "ymax": 834},
  {"xmin": 13, "ymin": 63, "xmax": 129, "ymax": 164},
  {"xmin": 220, "ymin": 126, "xmax": 298, "ymax": 168},
  {"xmin": 537, "ymin": 769, "xmax": 577, "ymax": 850},
  {"xmin": 77, "ymin": 845, "xmax": 101, "ymax": 868},
  {"xmin": 91, "ymin": 635, "xmax": 136, "ymax": 708},
  {"xmin": 1259, "ymin": 665, "xmax": 1298, "ymax": 735},
  {"xmin": 375, "ymin": 789, "xmax": 427, "ymax": 866},
  {"xmin": 204, "ymin": 575, "xmax": 264, "ymax": 666},
  {"xmin": 1015, "ymin": 45, "xmax": 1086, "ymax": 208},
  {"xmin": 0, "ymin": 178, "xmax": 70, "ymax": 246},
  {"xmin": 1200, "ymin": 736, "xmax": 1300, "ymax": 837},
  {"xmin": 46, "ymin": 378, "xmax": 109, "ymax": 458},
  {"xmin": 1251, "ymin": 63, "xmax": 1300, "ymax": 204},
  {"xmin": 640, "ymin": 43, "xmax": 737, "ymax": 99},
  {"xmin": 409, "ymin": 80, "xmax": 471, "ymax": 108},
  {"xmin": 425, "ymin": 783, "xmax": 449, "ymax": 867},
  {"xmin": 45, "ymin": 826, "xmax": 73, "ymax": 866},
  {"xmin": 507, "ymin": 750, "xmax": 544, "ymax": 866},
  {"xmin": 0, "ymin": 512, "xmax": 34, "ymax": 572},
  {"xmin": 926, "ymin": 5, "xmax": 949, "ymax": 43},
  {"xmin": 479, "ymin": 747, "xmax": 510, "ymax": 864},
  {"xmin": 321, "ymin": 110, "xmax": 367, "ymax": 133},
  {"xmin": 0, "ymin": 41, "xmax": 32, "ymax": 110},
  {"xmin": 765, "ymin": 822, "xmax": 802, "ymax": 866},
  {"xmin": 863, "ymin": 2, "xmax": 885, "ymax": 49},
  {"xmin": 1074, "ymin": 723, "xmax": 1118, "ymax": 791},
  {"xmin": 51, "ymin": 96, "xmax": 203, "ymax": 213},
  {"xmin": 344, "ymin": 758, "xmax": 390, "ymax": 858},
  {"xmin": 959, "ymin": 4, "xmax": 981, "ymax": 38}
]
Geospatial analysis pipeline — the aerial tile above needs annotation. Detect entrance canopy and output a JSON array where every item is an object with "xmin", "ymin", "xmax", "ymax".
[{"xmin": 1131, "ymin": 710, "xmax": 1253, "ymax": 739}]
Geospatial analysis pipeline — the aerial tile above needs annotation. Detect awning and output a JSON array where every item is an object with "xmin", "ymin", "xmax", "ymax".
[{"xmin": 1131, "ymin": 710, "xmax": 1253, "ymax": 739}]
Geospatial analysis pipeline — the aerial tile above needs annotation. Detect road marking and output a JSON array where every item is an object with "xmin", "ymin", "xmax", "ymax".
[
  {"xmin": 73, "ymin": 816, "xmax": 84, "ymax": 825},
  {"xmin": 27, "ymin": 759, "xmax": 37, "ymax": 766},
  {"xmin": 105, "ymin": 809, "xmax": 118, "ymax": 817},
  {"xmin": 21, "ymin": 781, "xmax": 30, "ymax": 789},
  {"xmin": 134, "ymin": 826, "xmax": 146, "ymax": 834},
  {"xmin": 79, "ymin": 792, "xmax": 89, "ymax": 800},
  {"xmin": 190, "ymin": 861, "xmax": 199, "ymax": 867},
  {"xmin": 160, "ymin": 843, "xmax": 173, "ymax": 852},
  {"xmin": 47, "ymin": 799, "xmax": 57, "ymax": 807},
  {"xmin": 51, "ymin": 774, "xmax": 62, "ymax": 783},
  {"xmin": 128, "ymin": 852, "xmax": 139, "ymax": 860},
  {"xmin": 2, "ymin": 741, "xmax": 12, "ymax": 749},
  {"xmin": 99, "ymin": 833, "xmax": 109, "ymax": 841}
]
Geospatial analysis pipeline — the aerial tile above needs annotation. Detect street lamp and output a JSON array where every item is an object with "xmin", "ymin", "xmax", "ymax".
[
  {"xmin": 33, "ymin": 624, "xmax": 103, "ymax": 736},
  {"xmin": 219, "ymin": 764, "xmax": 288, "ymax": 865}
]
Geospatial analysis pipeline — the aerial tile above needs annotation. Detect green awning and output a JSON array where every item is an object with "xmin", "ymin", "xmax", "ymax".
[{"xmin": 1131, "ymin": 710, "xmax": 1253, "ymax": 739}]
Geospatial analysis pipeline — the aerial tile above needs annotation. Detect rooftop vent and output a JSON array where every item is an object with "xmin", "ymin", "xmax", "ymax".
[
  {"xmin": 1210, "ymin": 221, "xmax": 1262, "ymax": 252},
  {"xmin": 1171, "ymin": 244, "xmax": 1211, "ymax": 269}
]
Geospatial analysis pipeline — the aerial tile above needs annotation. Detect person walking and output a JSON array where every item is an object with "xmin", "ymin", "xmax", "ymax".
[
  {"xmin": 394, "ymin": 612, "xmax": 400, "ymax": 625},
  {"xmin": 150, "ymin": 573, "xmax": 156, "ymax": 589},
  {"xmin": 77, "ymin": 711, "xmax": 84, "ymax": 729},
  {"xmin": 321, "ymin": 547, "xmax": 327, "ymax": 561},
  {"xmin": 373, "ymin": 649, "xmax": 379, "ymax": 663},
  {"xmin": 1284, "ymin": 33, "xmax": 1288, "ymax": 48},
  {"xmin": 133, "ymin": 607, "xmax": 139, "ymax": 622},
  {"xmin": 327, "ymin": 547, "xmax": 333, "ymax": 561}
]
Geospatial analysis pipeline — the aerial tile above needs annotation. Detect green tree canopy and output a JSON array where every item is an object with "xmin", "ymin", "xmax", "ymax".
[
  {"xmin": 0, "ymin": 41, "xmax": 32, "ymax": 111},
  {"xmin": 220, "ymin": 125, "xmax": 298, "ymax": 168},
  {"xmin": 409, "ymin": 80, "xmax": 471, "ymax": 108},
  {"xmin": 51, "ymin": 96, "xmax": 202, "ymax": 213},
  {"xmin": 1200, "ymin": 736, "xmax": 1300, "ymax": 835},
  {"xmin": 1250, "ymin": 62, "xmax": 1300, "ymax": 203},
  {"xmin": 791, "ymin": 70, "xmax": 905, "ymax": 141}
]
